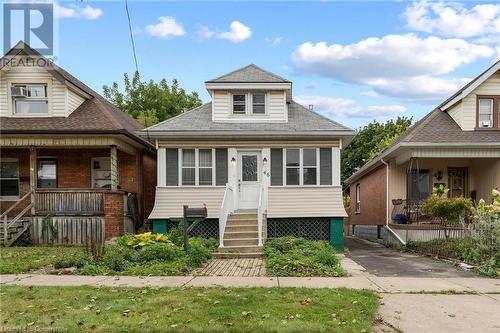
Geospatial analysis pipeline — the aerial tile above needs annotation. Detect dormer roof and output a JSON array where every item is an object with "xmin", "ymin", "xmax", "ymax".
[{"xmin": 206, "ymin": 64, "xmax": 290, "ymax": 83}]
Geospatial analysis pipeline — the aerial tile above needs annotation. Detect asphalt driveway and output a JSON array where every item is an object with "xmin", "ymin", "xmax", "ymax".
[{"xmin": 345, "ymin": 237, "xmax": 476, "ymax": 277}]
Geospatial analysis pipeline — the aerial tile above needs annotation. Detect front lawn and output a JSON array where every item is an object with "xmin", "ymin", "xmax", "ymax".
[
  {"xmin": 264, "ymin": 237, "xmax": 347, "ymax": 277},
  {"xmin": 0, "ymin": 285, "xmax": 378, "ymax": 332}
]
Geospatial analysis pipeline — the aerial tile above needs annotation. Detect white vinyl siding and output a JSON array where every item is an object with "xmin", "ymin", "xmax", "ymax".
[
  {"xmin": 267, "ymin": 186, "xmax": 347, "ymax": 218},
  {"xmin": 211, "ymin": 90, "xmax": 287, "ymax": 122}
]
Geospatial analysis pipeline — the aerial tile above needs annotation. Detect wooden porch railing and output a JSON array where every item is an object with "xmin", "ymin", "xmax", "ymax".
[{"xmin": 35, "ymin": 189, "xmax": 105, "ymax": 216}]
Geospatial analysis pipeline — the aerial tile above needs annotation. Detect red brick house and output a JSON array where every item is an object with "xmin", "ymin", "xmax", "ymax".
[
  {"xmin": 0, "ymin": 42, "xmax": 156, "ymax": 246},
  {"xmin": 345, "ymin": 60, "xmax": 500, "ymax": 244}
]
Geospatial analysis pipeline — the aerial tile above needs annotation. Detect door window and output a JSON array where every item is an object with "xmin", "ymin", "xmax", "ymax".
[{"xmin": 241, "ymin": 155, "xmax": 258, "ymax": 182}]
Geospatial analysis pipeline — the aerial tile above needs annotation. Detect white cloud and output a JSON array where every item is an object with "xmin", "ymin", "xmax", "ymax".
[
  {"xmin": 404, "ymin": 1, "xmax": 500, "ymax": 38},
  {"xmin": 291, "ymin": 33, "xmax": 493, "ymax": 103},
  {"xmin": 265, "ymin": 37, "xmax": 283, "ymax": 46},
  {"xmin": 305, "ymin": 82, "xmax": 317, "ymax": 89},
  {"xmin": 294, "ymin": 95, "xmax": 406, "ymax": 118},
  {"xmin": 217, "ymin": 21, "xmax": 252, "ymax": 43},
  {"xmin": 196, "ymin": 25, "xmax": 215, "ymax": 40},
  {"xmin": 360, "ymin": 91, "xmax": 379, "ymax": 98},
  {"xmin": 145, "ymin": 17, "xmax": 185, "ymax": 39},
  {"xmin": 55, "ymin": 4, "xmax": 103, "ymax": 20}
]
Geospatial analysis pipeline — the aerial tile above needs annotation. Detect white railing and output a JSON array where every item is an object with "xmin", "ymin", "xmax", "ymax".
[
  {"xmin": 218, "ymin": 184, "xmax": 234, "ymax": 247},
  {"xmin": 257, "ymin": 183, "xmax": 267, "ymax": 246}
]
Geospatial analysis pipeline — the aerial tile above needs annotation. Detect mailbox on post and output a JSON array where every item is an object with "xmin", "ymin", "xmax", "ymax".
[{"xmin": 182, "ymin": 205, "xmax": 207, "ymax": 253}]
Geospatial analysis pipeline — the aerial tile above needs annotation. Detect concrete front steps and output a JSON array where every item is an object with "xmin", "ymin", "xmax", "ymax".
[{"xmin": 211, "ymin": 212, "xmax": 264, "ymax": 258}]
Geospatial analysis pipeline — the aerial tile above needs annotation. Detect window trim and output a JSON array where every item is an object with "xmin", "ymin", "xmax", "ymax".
[
  {"xmin": 476, "ymin": 95, "xmax": 499, "ymax": 129},
  {"xmin": 0, "ymin": 158, "xmax": 20, "ymax": 201},
  {"xmin": 179, "ymin": 148, "xmax": 216, "ymax": 186},
  {"xmin": 355, "ymin": 183, "xmax": 361, "ymax": 214},
  {"xmin": 231, "ymin": 93, "xmax": 247, "ymax": 115},
  {"xmin": 8, "ymin": 80, "xmax": 52, "ymax": 117},
  {"xmin": 230, "ymin": 92, "xmax": 268, "ymax": 116},
  {"xmin": 283, "ymin": 148, "xmax": 320, "ymax": 186},
  {"xmin": 251, "ymin": 92, "xmax": 267, "ymax": 115}
]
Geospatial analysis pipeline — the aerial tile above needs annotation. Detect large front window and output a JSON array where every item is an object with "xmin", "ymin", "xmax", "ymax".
[
  {"xmin": 0, "ymin": 160, "xmax": 19, "ymax": 198},
  {"xmin": 181, "ymin": 149, "xmax": 214, "ymax": 186},
  {"xmin": 12, "ymin": 84, "xmax": 49, "ymax": 114},
  {"xmin": 285, "ymin": 148, "xmax": 319, "ymax": 186}
]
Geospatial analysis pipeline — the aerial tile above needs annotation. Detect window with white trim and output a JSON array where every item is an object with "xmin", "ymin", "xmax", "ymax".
[
  {"xmin": 355, "ymin": 184, "xmax": 361, "ymax": 213},
  {"xmin": 181, "ymin": 149, "xmax": 214, "ymax": 186},
  {"xmin": 252, "ymin": 93, "xmax": 266, "ymax": 114},
  {"xmin": 285, "ymin": 148, "xmax": 319, "ymax": 186},
  {"xmin": 0, "ymin": 159, "xmax": 19, "ymax": 198},
  {"xmin": 232, "ymin": 94, "xmax": 246, "ymax": 114},
  {"xmin": 12, "ymin": 84, "xmax": 48, "ymax": 114},
  {"xmin": 478, "ymin": 98, "xmax": 493, "ymax": 128}
]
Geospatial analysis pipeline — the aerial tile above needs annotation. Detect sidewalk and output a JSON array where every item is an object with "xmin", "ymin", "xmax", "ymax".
[{"xmin": 1, "ymin": 273, "xmax": 499, "ymax": 293}]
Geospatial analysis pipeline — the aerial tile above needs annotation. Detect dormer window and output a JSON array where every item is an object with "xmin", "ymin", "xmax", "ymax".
[
  {"xmin": 232, "ymin": 94, "xmax": 246, "ymax": 114},
  {"xmin": 252, "ymin": 93, "xmax": 266, "ymax": 114},
  {"xmin": 12, "ymin": 84, "xmax": 48, "ymax": 114}
]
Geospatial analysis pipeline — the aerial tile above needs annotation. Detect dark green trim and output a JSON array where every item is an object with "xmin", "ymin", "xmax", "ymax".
[{"xmin": 329, "ymin": 217, "xmax": 344, "ymax": 251}]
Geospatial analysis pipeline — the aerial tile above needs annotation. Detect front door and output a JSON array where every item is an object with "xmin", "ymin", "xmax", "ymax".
[
  {"xmin": 448, "ymin": 168, "xmax": 468, "ymax": 198},
  {"xmin": 237, "ymin": 151, "xmax": 261, "ymax": 209}
]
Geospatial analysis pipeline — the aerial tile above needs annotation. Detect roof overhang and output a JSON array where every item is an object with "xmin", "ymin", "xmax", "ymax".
[
  {"xmin": 205, "ymin": 82, "xmax": 292, "ymax": 90},
  {"xmin": 345, "ymin": 141, "xmax": 500, "ymax": 184},
  {"xmin": 139, "ymin": 130, "xmax": 354, "ymax": 139},
  {"xmin": 440, "ymin": 60, "xmax": 500, "ymax": 111}
]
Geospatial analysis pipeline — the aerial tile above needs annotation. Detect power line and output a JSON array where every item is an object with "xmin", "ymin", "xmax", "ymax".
[{"xmin": 125, "ymin": 0, "xmax": 139, "ymax": 73}]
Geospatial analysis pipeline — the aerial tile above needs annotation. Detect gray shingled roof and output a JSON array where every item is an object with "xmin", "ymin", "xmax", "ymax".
[
  {"xmin": 143, "ymin": 101, "xmax": 353, "ymax": 135},
  {"xmin": 206, "ymin": 64, "xmax": 291, "ymax": 83}
]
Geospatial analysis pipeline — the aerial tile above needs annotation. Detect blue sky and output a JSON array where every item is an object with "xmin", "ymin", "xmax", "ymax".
[{"xmin": 5, "ymin": 1, "xmax": 500, "ymax": 129}]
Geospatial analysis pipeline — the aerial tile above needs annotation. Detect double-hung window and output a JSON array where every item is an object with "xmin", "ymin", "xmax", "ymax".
[
  {"xmin": 355, "ymin": 184, "xmax": 361, "ymax": 213},
  {"xmin": 181, "ymin": 149, "xmax": 214, "ymax": 186},
  {"xmin": 252, "ymin": 93, "xmax": 266, "ymax": 114},
  {"xmin": 232, "ymin": 94, "xmax": 246, "ymax": 114},
  {"xmin": 0, "ymin": 160, "xmax": 19, "ymax": 199},
  {"xmin": 478, "ymin": 98, "xmax": 494, "ymax": 128},
  {"xmin": 285, "ymin": 148, "xmax": 319, "ymax": 186},
  {"xmin": 12, "ymin": 84, "xmax": 49, "ymax": 114}
]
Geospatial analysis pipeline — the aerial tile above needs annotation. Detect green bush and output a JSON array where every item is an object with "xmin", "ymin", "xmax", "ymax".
[
  {"xmin": 102, "ymin": 245, "xmax": 136, "ymax": 272},
  {"xmin": 264, "ymin": 237, "xmax": 345, "ymax": 277},
  {"xmin": 167, "ymin": 224, "xmax": 185, "ymax": 247},
  {"xmin": 425, "ymin": 196, "xmax": 472, "ymax": 223},
  {"xmin": 53, "ymin": 253, "xmax": 89, "ymax": 269},
  {"xmin": 137, "ymin": 242, "xmax": 182, "ymax": 263},
  {"xmin": 117, "ymin": 232, "xmax": 171, "ymax": 249},
  {"xmin": 186, "ymin": 238, "xmax": 212, "ymax": 267}
]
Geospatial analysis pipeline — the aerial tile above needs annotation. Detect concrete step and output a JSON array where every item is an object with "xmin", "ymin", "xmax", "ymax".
[
  {"xmin": 228, "ymin": 214, "xmax": 258, "ymax": 221},
  {"xmin": 226, "ymin": 219, "xmax": 258, "ymax": 226},
  {"xmin": 217, "ymin": 245, "xmax": 263, "ymax": 253},
  {"xmin": 225, "ymin": 225, "xmax": 258, "ymax": 232},
  {"xmin": 224, "ymin": 238, "xmax": 259, "ymax": 247},
  {"xmin": 224, "ymin": 231, "xmax": 258, "ymax": 239},
  {"xmin": 211, "ymin": 252, "xmax": 263, "ymax": 259}
]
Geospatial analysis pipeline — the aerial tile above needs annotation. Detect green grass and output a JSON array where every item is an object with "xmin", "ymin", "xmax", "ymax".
[
  {"xmin": 0, "ymin": 246, "xmax": 85, "ymax": 274},
  {"xmin": 0, "ymin": 285, "xmax": 378, "ymax": 333},
  {"xmin": 264, "ymin": 237, "xmax": 347, "ymax": 277}
]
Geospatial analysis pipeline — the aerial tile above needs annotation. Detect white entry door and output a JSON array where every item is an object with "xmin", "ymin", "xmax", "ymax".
[{"xmin": 237, "ymin": 151, "xmax": 261, "ymax": 209}]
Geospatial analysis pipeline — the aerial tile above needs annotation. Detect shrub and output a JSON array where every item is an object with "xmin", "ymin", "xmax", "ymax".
[
  {"xmin": 425, "ymin": 196, "xmax": 472, "ymax": 223},
  {"xmin": 118, "ymin": 232, "xmax": 171, "ymax": 249},
  {"xmin": 137, "ymin": 242, "xmax": 182, "ymax": 263},
  {"xmin": 53, "ymin": 253, "xmax": 88, "ymax": 269},
  {"xmin": 167, "ymin": 224, "xmax": 185, "ymax": 247},
  {"xmin": 186, "ymin": 238, "xmax": 211, "ymax": 267},
  {"xmin": 102, "ymin": 245, "xmax": 136, "ymax": 272}
]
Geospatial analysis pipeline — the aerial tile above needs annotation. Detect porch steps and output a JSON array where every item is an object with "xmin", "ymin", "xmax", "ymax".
[
  {"xmin": 211, "ymin": 212, "xmax": 264, "ymax": 259},
  {"xmin": 0, "ymin": 218, "xmax": 31, "ymax": 247}
]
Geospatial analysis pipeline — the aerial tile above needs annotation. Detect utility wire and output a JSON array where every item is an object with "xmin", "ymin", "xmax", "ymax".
[{"xmin": 125, "ymin": 0, "xmax": 139, "ymax": 73}]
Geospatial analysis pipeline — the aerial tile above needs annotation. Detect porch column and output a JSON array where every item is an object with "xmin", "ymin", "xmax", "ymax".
[
  {"xmin": 110, "ymin": 145, "xmax": 118, "ymax": 190},
  {"xmin": 29, "ymin": 146, "xmax": 37, "ymax": 214}
]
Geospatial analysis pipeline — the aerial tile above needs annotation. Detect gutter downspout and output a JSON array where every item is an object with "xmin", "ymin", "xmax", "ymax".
[{"xmin": 381, "ymin": 158, "xmax": 406, "ymax": 245}]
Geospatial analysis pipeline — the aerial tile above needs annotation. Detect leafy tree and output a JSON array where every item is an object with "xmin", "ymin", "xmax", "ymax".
[
  {"xmin": 103, "ymin": 71, "xmax": 202, "ymax": 126},
  {"xmin": 341, "ymin": 117, "xmax": 412, "ymax": 185}
]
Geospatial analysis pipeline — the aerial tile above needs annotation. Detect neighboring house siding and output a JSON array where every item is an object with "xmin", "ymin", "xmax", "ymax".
[
  {"xmin": 460, "ymin": 71, "xmax": 500, "ymax": 130},
  {"xmin": 471, "ymin": 158, "xmax": 500, "ymax": 203},
  {"xmin": 348, "ymin": 165, "xmax": 387, "ymax": 226},
  {"xmin": 0, "ymin": 56, "xmax": 85, "ymax": 117},
  {"xmin": 267, "ymin": 186, "xmax": 346, "ymax": 218},
  {"xmin": 447, "ymin": 103, "xmax": 462, "ymax": 129},
  {"xmin": 149, "ymin": 187, "xmax": 225, "ymax": 219},
  {"xmin": 211, "ymin": 90, "xmax": 287, "ymax": 122}
]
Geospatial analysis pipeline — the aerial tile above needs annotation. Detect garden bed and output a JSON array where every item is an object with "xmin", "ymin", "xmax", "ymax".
[
  {"xmin": 264, "ymin": 237, "xmax": 346, "ymax": 277},
  {"xmin": 0, "ymin": 285, "xmax": 378, "ymax": 332}
]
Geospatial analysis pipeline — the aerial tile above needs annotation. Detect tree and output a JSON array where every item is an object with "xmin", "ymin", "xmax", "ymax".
[
  {"xmin": 103, "ymin": 71, "xmax": 202, "ymax": 126},
  {"xmin": 341, "ymin": 117, "xmax": 412, "ymax": 185}
]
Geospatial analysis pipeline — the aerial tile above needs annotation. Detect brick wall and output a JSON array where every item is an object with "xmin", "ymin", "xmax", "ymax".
[
  {"xmin": 103, "ymin": 191, "xmax": 125, "ymax": 239},
  {"xmin": 142, "ymin": 153, "xmax": 157, "ymax": 222},
  {"xmin": 348, "ymin": 164, "xmax": 387, "ymax": 226}
]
